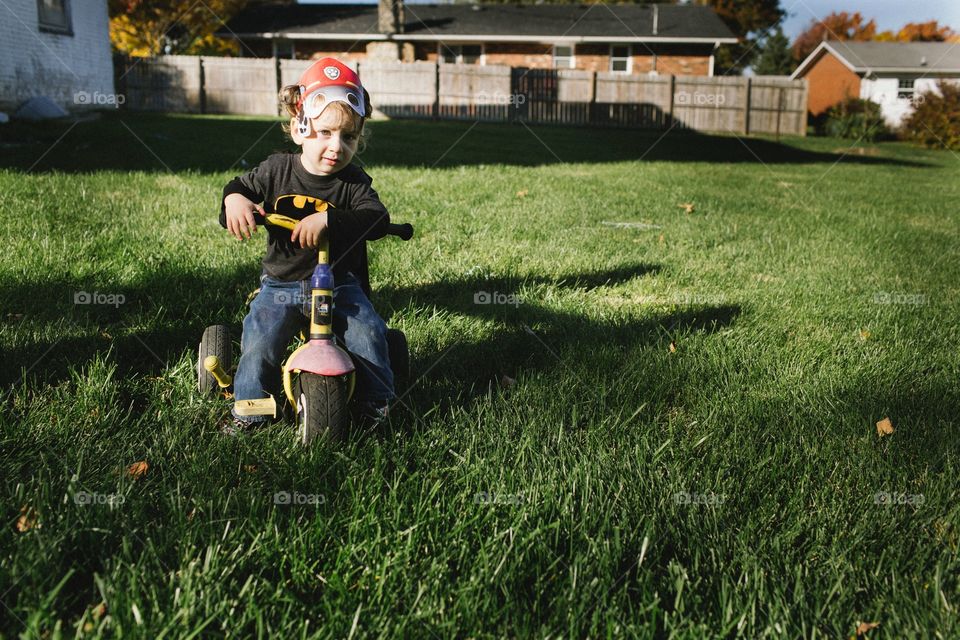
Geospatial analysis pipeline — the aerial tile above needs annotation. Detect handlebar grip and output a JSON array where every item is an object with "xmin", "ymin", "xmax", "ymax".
[
  {"xmin": 251, "ymin": 212, "xmax": 298, "ymax": 231},
  {"xmin": 387, "ymin": 223, "xmax": 414, "ymax": 241}
]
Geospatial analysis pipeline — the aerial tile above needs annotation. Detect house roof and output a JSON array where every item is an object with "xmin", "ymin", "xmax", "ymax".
[
  {"xmin": 792, "ymin": 40, "xmax": 960, "ymax": 78},
  {"xmin": 222, "ymin": 3, "xmax": 738, "ymax": 44}
]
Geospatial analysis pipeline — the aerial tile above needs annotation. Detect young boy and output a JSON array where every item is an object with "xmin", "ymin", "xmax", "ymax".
[{"xmin": 219, "ymin": 57, "xmax": 393, "ymax": 435}]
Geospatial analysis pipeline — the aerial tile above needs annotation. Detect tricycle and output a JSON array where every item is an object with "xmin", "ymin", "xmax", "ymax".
[{"xmin": 197, "ymin": 212, "xmax": 413, "ymax": 444}]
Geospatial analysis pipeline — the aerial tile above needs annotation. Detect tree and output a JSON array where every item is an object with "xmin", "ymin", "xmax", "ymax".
[
  {"xmin": 752, "ymin": 26, "xmax": 794, "ymax": 75},
  {"xmin": 692, "ymin": 0, "xmax": 786, "ymax": 75},
  {"xmin": 876, "ymin": 21, "xmax": 957, "ymax": 43},
  {"xmin": 902, "ymin": 81, "xmax": 960, "ymax": 150},
  {"xmin": 109, "ymin": 0, "xmax": 250, "ymax": 56},
  {"xmin": 792, "ymin": 12, "xmax": 877, "ymax": 62}
]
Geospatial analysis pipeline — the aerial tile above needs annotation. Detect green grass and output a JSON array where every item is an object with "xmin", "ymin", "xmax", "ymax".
[{"xmin": 1, "ymin": 112, "xmax": 958, "ymax": 639}]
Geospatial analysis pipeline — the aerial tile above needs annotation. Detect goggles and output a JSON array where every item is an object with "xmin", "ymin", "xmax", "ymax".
[{"xmin": 299, "ymin": 84, "xmax": 366, "ymax": 119}]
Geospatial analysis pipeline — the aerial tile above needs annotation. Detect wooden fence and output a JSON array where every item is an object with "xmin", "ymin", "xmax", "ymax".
[{"xmin": 115, "ymin": 56, "xmax": 807, "ymax": 136}]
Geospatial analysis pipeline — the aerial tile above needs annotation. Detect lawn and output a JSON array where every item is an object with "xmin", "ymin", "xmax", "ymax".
[{"xmin": 1, "ymin": 112, "xmax": 958, "ymax": 639}]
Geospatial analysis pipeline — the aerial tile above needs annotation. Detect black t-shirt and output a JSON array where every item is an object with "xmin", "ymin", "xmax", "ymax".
[{"xmin": 220, "ymin": 153, "xmax": 389, "ymax": 282}]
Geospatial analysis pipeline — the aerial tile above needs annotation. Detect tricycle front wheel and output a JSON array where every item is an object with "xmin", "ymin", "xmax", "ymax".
[{"xmin": 295, "ymin": 373, "xmax": 350, "ymax": 445}]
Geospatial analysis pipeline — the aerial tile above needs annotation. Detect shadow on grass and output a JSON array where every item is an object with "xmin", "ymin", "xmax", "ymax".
[
  {"xmin": 1, "ymin": 259, "xmax": 734, "ymax": 411},
  {"xmin": 370, "ymin": 264, "xmax": 740, "ymax": 412},
  {"xmin": 0, "ymin": 262, "xmax": 259, "ymax": 389},
  {"xmin": 0, "ymin": 112, "xmax": 931, "ymax": 174}
]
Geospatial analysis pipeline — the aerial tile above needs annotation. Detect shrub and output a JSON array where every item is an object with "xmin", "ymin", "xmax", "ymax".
[
  {"xmin": 821, "ymin": 97, "xmax": 890, "ymax": 141},
  {"xmin": 901, "ymin": 81, "xmax": 960, "ymax": 150}
]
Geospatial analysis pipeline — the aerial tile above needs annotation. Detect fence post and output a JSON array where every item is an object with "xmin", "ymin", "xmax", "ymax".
[
  {"xmin": 589, "ymin": 70, "xmax": 597, "ymax": 125},
  {"xmin": 800, "ymin": 79, "xmax": 808, "ymax": 137},
  {"xmin": 432, "ymin": 62, "xmax": 440, "ymax": 120},
  {"xmin": 274, "ymin": 57, "xmax": 282, "ymax": 116},
  {"xmin": 668, "ymin": 74, "xmax": 675, "ymax": 128},
  {"xmin": 775, "ymin": 86, "xmax": 784, "ymax": 140},
  {"xmin": 199, "ymin": 56, "xmax": 206, "ymax": 115},
  {"xmin": 742, "ymin": 77, "xmax": 751, "ymax": 135}
]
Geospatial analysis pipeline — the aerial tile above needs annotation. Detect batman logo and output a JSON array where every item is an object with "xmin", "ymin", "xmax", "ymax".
[{"xmin": 273, "ymin": 194, "xmax": 335, "ymax": 220}]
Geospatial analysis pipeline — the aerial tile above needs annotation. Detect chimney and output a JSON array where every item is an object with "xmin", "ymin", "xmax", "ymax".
[
  {"xmin": 652, "ymin": 4, "xmax": 659, "ymax": 36},
  {"xmin": 378, "ymin": 0, "xmax": 405, "ymax": 35}
]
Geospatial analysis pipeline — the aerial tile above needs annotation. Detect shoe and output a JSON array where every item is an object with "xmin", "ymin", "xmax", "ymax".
[
  {"xmin": 219, "ymin": 416, "xmax": 264, "ymax": 437},
  {"xmin": 353, "ymin": 401, "xmax": 390, "ymax": 429}
]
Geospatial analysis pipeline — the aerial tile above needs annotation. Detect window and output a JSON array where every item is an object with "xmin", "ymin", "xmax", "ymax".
[
  {"xmin": 439, "ymin": 44, "xmax": 483, "ymax": 64},
  {"xmin": 37, "ymin": 0, "xmax": 71, "ymax": 35},
  {"xmin": 553, "ymin": 45, "xmax": 574, "ymax": 69},
  {"xmin": 897, "ymin": 78, "xmax": 915, "ymax": 99},
  {"xmin": 610, "ymin": 45, "xmax": 631, "ymax": 73}
]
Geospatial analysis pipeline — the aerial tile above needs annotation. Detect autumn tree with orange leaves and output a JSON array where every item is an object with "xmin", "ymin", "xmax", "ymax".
[
  {"xmin": 793, "ymin": 14, "xmax": 959, "ymax": 63},
  {"xmin": 876, "ymin": 21, "xmax": 957, "ymax": 43},
  {"xmin": 109, "ymin": 0, "xmax": 249, "ymax": 56},
  {"xmin": 792, "ymin": 11, "xmax": 877, "ymax": 62}
]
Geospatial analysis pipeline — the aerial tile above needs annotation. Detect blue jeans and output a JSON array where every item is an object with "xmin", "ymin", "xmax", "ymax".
[{"xmin": 232, "ymin": 272, "xmax": 394, "ymax": 422}]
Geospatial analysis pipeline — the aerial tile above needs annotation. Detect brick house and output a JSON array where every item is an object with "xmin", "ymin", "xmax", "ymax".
[
  {"xmin": 223, "ymin": 2, "xmax": 737, "ymax": 77},
  {"xmin": 791, "ymin": 40, "xmax": 960, "ymax": 125},
  {"xmin": 0, "ymin": 0, "xmax": 115, "ymax": 112}
]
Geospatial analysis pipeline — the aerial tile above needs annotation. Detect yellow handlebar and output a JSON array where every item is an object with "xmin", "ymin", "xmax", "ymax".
[
  {"xmin": 262, "ymin": 214, "xmax": 298, "ymax": 231},
  {"xmin": 257, "ymin": 212, "xmax": 329, "ymax": 261}
]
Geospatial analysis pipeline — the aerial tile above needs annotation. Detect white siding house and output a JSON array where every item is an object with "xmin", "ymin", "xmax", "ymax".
[
  {"xmin": 792, "ymin": 41, "xmax": 960, "ymax": 127},
  {"xmin": 0, "ymin": 0, "xmax": 115, "ymax": 112},
  {"xmin": 859, "ymin": 76, "xmax": 947, "ymax": 126}
]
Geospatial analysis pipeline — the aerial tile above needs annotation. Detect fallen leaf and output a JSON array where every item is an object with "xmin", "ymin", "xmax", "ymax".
[
  {"xmin": 100, "ymin": 331, "xmax": 112, "ymax": 340},
  {"xmin": 243, "ymin": 465, "xmax": 258, "ymax": 474},
  {"xmin": 876, "ymin": 418, "xmax": 894, "ymax": 437},
  {"xmin": 127, "ymin": 461, "xmax": 150, "ymax": 479},
  {"xmin": 658, "ymin": 234, "xmax": 665, "ymax": 244},
  {"xmin": 16, "ymin": 505, "xmax": 40, "ymax": 532},
  {"xmin": 221, "ymin": 390, "xmax": 234, "ymax": 400},
  {"xmin": 859, "ymin": 329, "xmax": 871, "ymax": 341},
  {"xmin": 499, "ymin": 374, "xmax": 516, "ymax": 390},
  {"xmin": 186, "ymin": 508, "xmax": 197, "ymax": 522},
  {"xmin": 678, "ymin": 203, "xmax": 695, "ymax": 214},
  {"xmin": 516, "ymin": 190, "xmax": 528, "ymax": 198},
  {"xmin": 668, "ymin": 342, "xmax": 677, "ymax": 353},
  {"xmin": 856, "ymin": 621, "xmax": 880, "ymax": 636}
]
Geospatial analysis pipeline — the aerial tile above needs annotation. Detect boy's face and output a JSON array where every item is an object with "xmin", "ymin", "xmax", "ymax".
[{"xmin": 295, "ymin": 107, "xmax": 361, "ymax": 176}]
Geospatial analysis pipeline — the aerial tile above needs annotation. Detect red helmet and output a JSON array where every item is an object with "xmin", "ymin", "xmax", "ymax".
[{"xmin": 297, "ymin": 58, "xmax": 367, "ymax": 119}]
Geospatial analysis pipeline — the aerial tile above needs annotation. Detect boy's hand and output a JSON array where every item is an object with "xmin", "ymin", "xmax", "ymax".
[
  {"xmin": 224, "ymin": 193, "xmax": 264, "ymax": 240},
  {"xmin": 291, "ymin": 212, "xmax": 328, "ymax": 249}
]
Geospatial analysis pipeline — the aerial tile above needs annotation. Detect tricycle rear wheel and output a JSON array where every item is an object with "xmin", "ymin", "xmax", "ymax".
[{"xmin": 198, "ymin": 325, "xmax": 231, "ymax": 394}]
